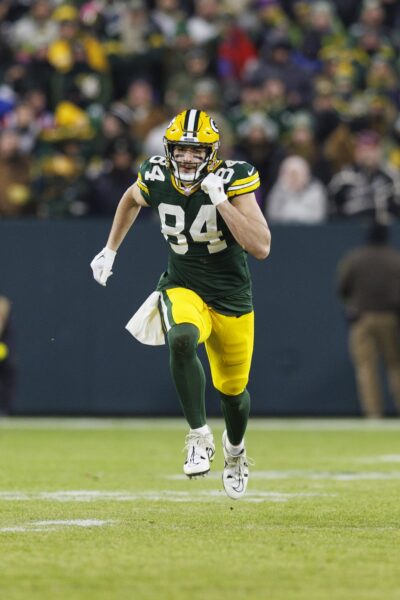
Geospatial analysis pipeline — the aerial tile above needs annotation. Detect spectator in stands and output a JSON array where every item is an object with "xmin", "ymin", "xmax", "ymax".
[
  {"xmin": 152, "ymin": 0, "xmax": 185, "ymax": 44},
  {"xmin": 300, "ymin": 1, "xmax": 345, "ymax": 65},
  {"xmin": 88, "ymin": 137, "xmax": 137, "ymax": 216},
  {"xmin": 164, "ymin": 46, "xmax": 212, "ymax": 111},
  {"xmin": 23, "ymin": 88, "xmax": 54, "ymax": 132},
  {"xmin": 48, "ymin": 4, "xmax": 111, "ymax": 109},
  {"xmin": 8, "ymin": 0, "xmax": 57, "ymax": 60},
  {"xmin": 119, "ymin": 79, "xmax": 166, "ymax": 155},
  {"xmin": 16, "ymin": 88, "xmax": 55, "ymax": 158},
  {"xmin": 92, "ymin": 103, "xmax": 134, "ymax": 159},
  {"xmin": 284, "ymin": 111, "xmax": 332, "ymax": 183},
  {"xmin": 3, "ymin": 101, "xmax": 40, "ymax": 155},
  {"xmin": 328, "ymin": 129, "xmax": 400, "ymax": 221},
  {"xmin": 112, "ymin": 0, "xmax": 166, "ymax": 98},
  {"xmin": 186, "ymin": 0, "xmax": 221, "ymax": 46},
  {"xmin": 265, "ymin": 155, "xmax": 328, "ymax": 224},
  {"xmin": 118, "ymin": 1, "xmax": 164, "ymax": 57},
  {"xmin": 337, "ymin": 222, "xmax": 400, "ymax": 417},
  {"xmin": 366, "ymin": 93, "xmax": 397, "ymax": 138},
  {"xmin": 261, "ymin": 77, "xmax": 290, "ymax": 133},
  {"xmin": 1, "ymin": 0, "xmax": 400, "ymax": 221},
  {"xmin": 0, "ymin": 129, "xmax": 33, "ymax": 216},
  {"xmin": 311, "ymin": 80, "xmax": 341, "ymax": 145},
  {"xmin": 216, "ymin": 12, "xmax": 258, "ymax": 87},
  {"xmin": 235, "ymin": 111, "xmax": 284, "ymax": 204},
  {"xmin": 365, "ymin": 55, "xmax": 400, "ymax": 108},
  {"xmin": 0, "ymin": 294, "xmax": 16, "ymax": 414},
  {"xmin": 34, "ymin": 138, "xmax": 90, "ymax": 218},
  {"xmin": 39, "ymin": 98, "xmax": 95, "ymax": 152},
  {"xmin": 350, "ymin": 0, "xmax": 391, "ymax": 40},
  {"xmin": 228, "ymin": 78, "xmax": 265, "ymax": 133},
  {"xmin": 0, "ymin": 2, "xmax": 52, "ymax": 94},
  {"xmin": 248, "ymin": 0, "xmax": 292, "ymax": 53},
  {"xmin": 323, "ymin": 122, "xmax": 356, "ymax": 175},
  {"xmin": 254, "ymin": 31, "xmax": 312, "ymax": 109},
  {"xmin": 350, "ymin": 21, "xmax": 394, "ymax": 65}
]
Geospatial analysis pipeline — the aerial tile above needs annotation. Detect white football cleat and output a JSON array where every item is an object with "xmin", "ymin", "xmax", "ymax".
[
  {"xmin": 222, "ymin": 430, "xmax": 250, "ymax": 499},
  {"xmin": 183, "ymin": 430, "xmax": 215, "ymax": 478}
]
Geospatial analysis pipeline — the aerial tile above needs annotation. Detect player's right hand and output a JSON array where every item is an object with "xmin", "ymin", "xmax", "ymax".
[{"xmin": 90, "ymin": 247, "xmax": 117, "ymax": 286}]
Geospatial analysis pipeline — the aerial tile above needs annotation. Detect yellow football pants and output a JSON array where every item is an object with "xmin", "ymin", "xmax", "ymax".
[{"xmin": 160, "ymin": 287, "xmax": 254, "ymax": 396}]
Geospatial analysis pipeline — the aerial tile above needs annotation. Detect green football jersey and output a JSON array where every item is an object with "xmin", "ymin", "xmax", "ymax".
[{"xmin": 136, "ymin": 156, "xmax": 260, "ymax": 315}]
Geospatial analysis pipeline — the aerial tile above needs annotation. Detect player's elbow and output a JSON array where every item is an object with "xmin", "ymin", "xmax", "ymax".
[
  {"xmin": 253, "ymin": 231, "xmax": 271, "ymax": 260},
  {"xmin": 254, "ymin": 245, "xmax": 270, "ymax": 260}
]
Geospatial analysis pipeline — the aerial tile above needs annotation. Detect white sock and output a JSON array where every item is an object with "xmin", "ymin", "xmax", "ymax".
[
  {"xmin": 225, "ymin": 437, "xmax": 244, "ymax": 456},
  {"xmin": 191, "ymin": 424, "xmax": 211, "ymax": 436}
]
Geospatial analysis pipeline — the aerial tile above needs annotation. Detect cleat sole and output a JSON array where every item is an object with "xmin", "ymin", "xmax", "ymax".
[{"xmin": 185, "ymin": 469, "xmax": 210, "ymax": 479}]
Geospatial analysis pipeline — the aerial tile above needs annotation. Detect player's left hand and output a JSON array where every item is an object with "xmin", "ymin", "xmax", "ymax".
[{"xmin": 201, "ymin": 173, "xmax": 227, "ymax": 206}]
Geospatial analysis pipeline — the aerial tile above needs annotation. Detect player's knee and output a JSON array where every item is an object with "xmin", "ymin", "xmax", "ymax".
[
  {"xmin": 217, "ymin": 378, "xmax": 247, "ymax": 397},
  {"xmin": 168, "ymin": 324, "xmax": 199, "ymax": 357}
]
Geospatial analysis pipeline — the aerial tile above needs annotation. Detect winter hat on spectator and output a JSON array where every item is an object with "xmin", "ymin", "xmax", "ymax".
[
  {"xmin": 289, "ymin": 111, "xmax": 314, "ymax": 132},
  {"xmin": 108, "ymin": 104, "xmax": 134, "ymax": 128},
  {"xmin": 237, "ymin": 112, "xmax": 278, "ymax": 140}
]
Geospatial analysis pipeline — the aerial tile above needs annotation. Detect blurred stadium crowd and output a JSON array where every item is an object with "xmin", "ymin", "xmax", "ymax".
[{"xmin": 1, "ymin": 0, "xmax": 400, "ymax": 222}]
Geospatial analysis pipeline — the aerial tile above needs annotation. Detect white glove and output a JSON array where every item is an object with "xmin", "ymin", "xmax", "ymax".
[
  {"xmin": 90, "ymin": 247, "xmax": 116, "ymax": 286},
  {"xmin": 201, "ymin": 173, "xmax": 227, "ymax": 206}
]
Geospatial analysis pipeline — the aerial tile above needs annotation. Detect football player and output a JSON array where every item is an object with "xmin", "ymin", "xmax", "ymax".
[{"xmin": 91, "ymin": 109, "xmax": 271, "ymax": 499}]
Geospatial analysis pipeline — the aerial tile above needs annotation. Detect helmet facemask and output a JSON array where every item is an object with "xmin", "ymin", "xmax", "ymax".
[{"xmin": 164, "ymin": 141, "xmax": 217, "ymax": 189}]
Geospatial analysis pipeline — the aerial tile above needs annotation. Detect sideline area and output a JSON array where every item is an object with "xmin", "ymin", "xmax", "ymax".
[{"xmin": 1, "ymin": 417, "xmax": 400, "ymax": 430}]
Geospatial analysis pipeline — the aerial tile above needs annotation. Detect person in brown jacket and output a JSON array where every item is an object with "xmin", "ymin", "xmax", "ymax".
[{"xmin": 337, "ymin": 223, "xmax": 400, "ymax": 417}]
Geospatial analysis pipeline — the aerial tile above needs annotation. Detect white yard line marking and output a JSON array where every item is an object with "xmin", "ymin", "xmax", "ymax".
[
  {"xmin": 0, "ymin": 490, "xmax": 335, "ymax": 504},
  {"xmin": 0, "ymin": 519, "xmax": 114, "ymax": 533},
  {"xmin": 250, "ymin": 470, "xmax": 400, "ymax": 481},
  {"xmin": 168, "ymin": 470, "xmax": 400, "ymax": 481},
  {"xmin": 357, "ymin": 455, "xmax": 400, "ymax": 464},
  {"xmin": 34, "ymin": 519, "xmax": 112, "ymax": 526}
]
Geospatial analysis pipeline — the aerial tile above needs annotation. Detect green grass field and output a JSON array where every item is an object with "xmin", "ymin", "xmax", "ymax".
[{"xmin": 1, "ymin": 418, "xmax": 400, "ymax": 600}]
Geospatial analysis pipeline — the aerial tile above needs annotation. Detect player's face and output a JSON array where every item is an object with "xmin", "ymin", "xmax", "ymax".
[{"xmin": 173, "ymin": 145, "xmax": 207, "ymax": 173}]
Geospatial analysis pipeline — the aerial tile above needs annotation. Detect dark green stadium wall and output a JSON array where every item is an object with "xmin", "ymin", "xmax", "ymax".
[{"xmin": 1, "ymin": 220, "xmax": 399, "ymax": 416}]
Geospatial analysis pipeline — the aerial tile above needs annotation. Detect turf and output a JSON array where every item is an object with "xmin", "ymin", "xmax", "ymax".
[{"xmin": 0, "ymin": 418, "xmax": 400, "ymax": 600}]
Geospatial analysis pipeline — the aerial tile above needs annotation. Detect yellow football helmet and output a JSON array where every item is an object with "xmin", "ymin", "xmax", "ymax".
[{"xmin": 163, "ymin": 109, "xmax": 220, "ymax": 190}]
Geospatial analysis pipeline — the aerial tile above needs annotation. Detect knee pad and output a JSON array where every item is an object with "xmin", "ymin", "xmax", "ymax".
[{"xmin": 167, "ymin": 323, "xmax": 199, "ymax": 357}]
